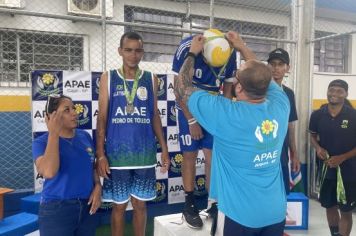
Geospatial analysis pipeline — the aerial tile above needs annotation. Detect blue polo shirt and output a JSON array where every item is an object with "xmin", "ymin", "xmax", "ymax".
[{"xmin": 309, "ymin": 105, "xmax": 356, "ymax": 181}]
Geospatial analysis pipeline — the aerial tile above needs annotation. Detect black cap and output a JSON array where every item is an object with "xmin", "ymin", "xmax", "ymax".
[
  {"xmin": 267, "ymin": 48, "xmax": 290, "ymax": 65},
  {"xmin": 328, "ymin": 79, "xmax": 348, "ymax": 92}
]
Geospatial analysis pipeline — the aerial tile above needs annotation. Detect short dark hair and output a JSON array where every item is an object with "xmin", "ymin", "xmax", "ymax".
[
  {"xmin": 119, "ymin": 31, "xmax": 143, "ymax": 48},
  {"xmin": 46, "ymin": 94, "xmax": 72, "ymax": 115},
  {"xmin": 238, "ymin": 60, "xmax": 272, "ymax": 100}
]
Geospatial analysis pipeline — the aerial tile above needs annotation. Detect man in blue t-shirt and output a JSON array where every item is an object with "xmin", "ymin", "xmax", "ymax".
[
  {"xmin": 174, "ymin": 31, "xmax": 290, "ymax": 236},
  {"xmin": 268, "ymin": 48, "xmax": 300, "ymax": 196},
  {"xmin": 309, "ymin": 79, "xmax": 356, "ymax": 236}
]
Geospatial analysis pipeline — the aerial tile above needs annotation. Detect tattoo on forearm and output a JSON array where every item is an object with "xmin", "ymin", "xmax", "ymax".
[{"xmin": 174, "ymin": 56, "xmax": 199, "ymax": 104}]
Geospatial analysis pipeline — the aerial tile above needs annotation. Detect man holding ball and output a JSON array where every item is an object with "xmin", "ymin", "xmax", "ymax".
[{"xmin": 172, "ymin": 29, "xmax": 255, "ymax": 228}]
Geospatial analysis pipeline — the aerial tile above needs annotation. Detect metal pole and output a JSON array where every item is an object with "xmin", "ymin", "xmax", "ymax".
[
  {"xmin": 101, "ymin": 0, "xmax": 106, "ymax": 72},
  {"xmin": 209, "ymin": 0, "xmax": 214, "ymax": 28},
  {"xmin": 309, "ymin": 30, "xmax": 356, "ymax": 43},
  {"xmin": 16, "ymin": 34, "xmax": 21, "ymax": 84}
]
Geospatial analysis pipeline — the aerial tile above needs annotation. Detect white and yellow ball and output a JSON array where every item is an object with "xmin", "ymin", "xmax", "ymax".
[{"xmin": 203, "ymin": 29, "xmax": 231, "ymax": 67}]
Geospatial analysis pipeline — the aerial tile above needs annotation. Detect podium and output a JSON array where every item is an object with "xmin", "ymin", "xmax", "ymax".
[
  {"xmin": 154, "ymin": 213, "xmax": 212, "ymax": 236},
  {"xmin": 154, "ymin": 193, "xmax": 309, "ymax": 234}
]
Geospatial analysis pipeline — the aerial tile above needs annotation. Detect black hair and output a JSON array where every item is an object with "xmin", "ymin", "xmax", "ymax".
[
  {"xmin": 119, "ymin": 31, "xmax": 143, "ymax": 48},
  {"xmin": 45, "ymin": 94, "xmax": 72, "ymax": 115}
]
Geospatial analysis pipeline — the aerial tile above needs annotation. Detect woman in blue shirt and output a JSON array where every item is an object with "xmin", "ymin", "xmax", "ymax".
[{"xmin": 32, "ymin": 94, "xmax": 101, "ymax": 236}]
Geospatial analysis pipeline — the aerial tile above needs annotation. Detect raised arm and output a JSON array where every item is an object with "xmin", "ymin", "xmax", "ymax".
[
  {"xmin": 35, "ymin": 111, "xmax": 63, "ymax": 178},
  {"xmin": 225, "ymin": 31, "xmax": 256, "ymax": 61}
]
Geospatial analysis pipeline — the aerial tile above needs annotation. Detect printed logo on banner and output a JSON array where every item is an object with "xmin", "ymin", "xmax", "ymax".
[
  {"xmin": 91, "ymin": 101, "xmax": 98, "ymax": 130},
  {"xmin": 155, "ymin": 153, "xmax": 169, "ymax": 180},
  {"xmin": 168, "ymin": 177, "xmax": 185, "ymax": 204},
  {"xmin": 167, "ymin": 101, "xmax": 177, "ymax": 126},
  {"xmin": 169, "ymin": 152, "xmax": 183, "ymax": 177},
  {"xmin": 32, "ymin": 71, "xmax": 62, "ymax": 100},
  {"xmin": 63, "ymin": 71, "xmax": 92, "ymax": 101},
  {"xmin": 194, "ymin": 175, "xmax": 208, "ymax": 197},
  {"xmin": 74, "ymin": 101, "xmax": 92, "ymax": 129},
  {"xmin": 158, "ymin": 100, "xmax": 167, "ymax": 127},
  {"xmin": 196, "ymin": 150, "xmax": 206, "ymax": 176},
  {"xmin": 167, "ymin": 126, "xmax": 179, "ymax": 152},
  {"xmin": 166, "ymin": 74, "xmax": 175, "ymax": 101},
  {"xmin": 32, "ymin": 101, "xmax": 48, "ymax": 132},
  {"xmin": 157, "ymin": 75, "xmax": 167, "ymax": 100},
  {"xmin": 92, "ymin": 72, "xmax": 102, "ymax": 100},
  {"xmin": 150, "ymin": 179, "xmax": 168, "ymax": 204}
]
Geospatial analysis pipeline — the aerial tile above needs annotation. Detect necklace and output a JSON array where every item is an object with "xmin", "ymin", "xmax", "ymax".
[{"xmin": 117, "ymin": 67, "xmax": 142, "ymax": 114}]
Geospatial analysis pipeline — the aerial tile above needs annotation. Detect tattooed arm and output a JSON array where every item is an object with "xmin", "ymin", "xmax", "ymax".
[{"xmin": 174, "ymin": 35, "xmax": 204, "ymax": 106}]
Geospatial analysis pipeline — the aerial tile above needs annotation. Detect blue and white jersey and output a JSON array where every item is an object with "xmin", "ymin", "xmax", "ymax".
[
  {"xmin": 188, "ymin": 81, "xmax": 290, "ymax": 228},
  {"xmin": 172, "ymin": 36, "xmax": 237, "ymax": 94},
  {"xmin": 105, "ymin": 69, "xmax": 157, "ymax": 169}
]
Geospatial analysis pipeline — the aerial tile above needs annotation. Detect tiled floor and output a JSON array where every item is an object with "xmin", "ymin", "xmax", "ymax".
[{"xmin": 286, "ymin": 199, "xmax": 356, "ymax": 236}]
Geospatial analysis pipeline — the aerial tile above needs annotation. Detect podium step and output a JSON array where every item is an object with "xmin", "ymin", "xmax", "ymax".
[
  {"xmin": 0, "ymin": 212, "xmax": 38, "ymax": 236},
  {"xmin": 21, "ymin": 193, "xmax": 40, "ymax": 214}
]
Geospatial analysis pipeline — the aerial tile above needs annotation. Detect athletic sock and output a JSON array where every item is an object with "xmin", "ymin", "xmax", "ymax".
[{"xmin": 184, "ymin": 191, "xmax": 195, "ymax": 208}]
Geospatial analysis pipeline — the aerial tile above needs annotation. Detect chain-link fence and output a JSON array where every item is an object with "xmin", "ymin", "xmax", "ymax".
[{"xmin": 0, "ymin": 0, "xmax": 355, "ymax": 192}]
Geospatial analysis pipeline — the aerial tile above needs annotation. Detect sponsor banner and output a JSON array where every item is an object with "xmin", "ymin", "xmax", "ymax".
[
  {"xmin": 194, "ymin": 175, "xmax": 208, "ymax": 197},
  {"xmin": 31, "ymin": 70, "xmax": 205, "ymax": 206},
  {"xmin": 168, "ymin": 177, "xmax": 185, "ymax": 204}
]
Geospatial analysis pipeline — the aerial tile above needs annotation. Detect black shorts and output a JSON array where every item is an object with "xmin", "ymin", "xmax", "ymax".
[
  {"xmin": 216, "ymin": 211, "xmax": 285, "ymax": 236},
  {"xmin": 319, "ymin": 178, "xmax": 356, "ymax": 212}
]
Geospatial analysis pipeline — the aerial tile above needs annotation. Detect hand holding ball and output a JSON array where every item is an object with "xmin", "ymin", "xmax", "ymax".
[{"xmin": 203, "ymin": 29, "xmax": 231, "ymax": 67}]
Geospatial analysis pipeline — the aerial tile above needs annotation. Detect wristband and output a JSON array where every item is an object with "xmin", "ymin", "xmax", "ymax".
[
  {"xmin": 187, "ymin": 52, "xmax": 197, "ymax": 58},
  {"xmin": 188, "ymin": 118, "xmax": 196, "ymax": 123},
  {"xmin": 97, "ymin": 156, "xmax": 105, "ymax": 161},
  {"xmin": 188, "ymin": 120, "xmax": 197, "ymax": 125}
]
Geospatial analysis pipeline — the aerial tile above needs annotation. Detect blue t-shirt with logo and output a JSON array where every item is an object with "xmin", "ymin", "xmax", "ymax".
[
  {"xmin": 188, "ymin": 81, "xmax": 290, "ymax": 228},
  {"xmin": 32, "ymin": 129, "xmax": 95, "ymax": 202}
]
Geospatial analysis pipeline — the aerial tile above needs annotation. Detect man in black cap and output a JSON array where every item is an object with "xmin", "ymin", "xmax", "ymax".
[
  {"xmin": 309, "ymin": 79, "xmax": 356, "ymax": 236},
  {"xmin": 268, "ymin": 48, "xmax": 301, "ymax": 194}
]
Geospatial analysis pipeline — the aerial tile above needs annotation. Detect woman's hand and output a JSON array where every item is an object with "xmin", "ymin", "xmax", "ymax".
[{"xmin": 88, "ymin": 183, "xmax": 102, "ymax": 215}]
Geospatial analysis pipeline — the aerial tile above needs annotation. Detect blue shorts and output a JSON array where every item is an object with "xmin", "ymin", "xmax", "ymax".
[
  {"xmin": 216, "ymin": 211, "xmax": 285, "ymax": 236},
  {"xmin": 177, "ymin": 109, "xmax": 213, "ymax": 152},
  {"xmin": 102, "ymin": 168, "xmax": 156, "ymax": 204}
]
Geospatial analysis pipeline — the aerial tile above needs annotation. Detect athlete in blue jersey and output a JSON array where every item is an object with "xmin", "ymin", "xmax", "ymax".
[
  {"xmin": 172, "ymin": 30, "xmax": 239, "ymax": 228},
  {"xmin": 175, "ymin": 31, "xmax": 290, "ymax": 236},
  {"xmin": 32, "ymin": 95, "xmax": 101, "ymax": 236},
  {"xmin": 96, "ymin": 32, "xmax": 170, "ymax": 236}
]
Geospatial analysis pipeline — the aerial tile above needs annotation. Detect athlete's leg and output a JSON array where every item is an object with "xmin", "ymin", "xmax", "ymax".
[
  {"xmin": 131, "ymin": 197, "xmax": 147, "ymax": 236},
  {"xmin": 111, "ymin": 202, "xmax": 128, "ymax": 236},
  {"xmin": 339, "ymin": 211, "xmax": 352, "ymax": 236},
  {"xmin": 202, "ymin": 148, "xmax": 212, "ymax": 192}
]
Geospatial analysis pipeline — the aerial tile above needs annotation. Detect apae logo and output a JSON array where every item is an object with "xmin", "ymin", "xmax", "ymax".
[
  {"xmin": 36, "ymin": 73, "xmax": 60, "ymax": 96},
  {"xmin": 75, "ymin": 103, "xmax": 90, "ymax": 126},
  {"xmin": 153, "ymin": 181, "xmax": 167, "ymax": 202},
  {"xmin": 170, "ymin": 153, "xmax": 183, "ymax": 174}
]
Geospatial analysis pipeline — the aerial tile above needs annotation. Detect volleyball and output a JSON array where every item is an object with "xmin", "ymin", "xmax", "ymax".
[{"xmin": 203, "ymin": 29, "xmax": 231, "ymax": 67}]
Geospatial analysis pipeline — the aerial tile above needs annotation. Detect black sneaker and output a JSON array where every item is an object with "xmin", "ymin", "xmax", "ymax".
[{"xmin": 182, "ymin": 204, "xmax": 203, "ymax": 229}]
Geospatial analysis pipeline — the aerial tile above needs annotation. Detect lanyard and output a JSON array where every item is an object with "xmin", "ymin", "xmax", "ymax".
[
  {"xmin": 118, "ymin": 67, "xmax": 142, "ymax": 106},
  {"xmin": 206, "ymin": 50, "xmax": 233, "ymax": 82}
]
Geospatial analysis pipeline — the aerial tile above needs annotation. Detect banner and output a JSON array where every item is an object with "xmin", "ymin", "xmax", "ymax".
[{"xmin": 31, "ymin": 70, "xmax": 207, "ymax": 205}]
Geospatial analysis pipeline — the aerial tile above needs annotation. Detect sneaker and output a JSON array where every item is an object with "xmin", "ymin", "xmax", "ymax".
[{"xmin": 182, "ymin": 204, "xmax": 203, "ymax": 229}]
